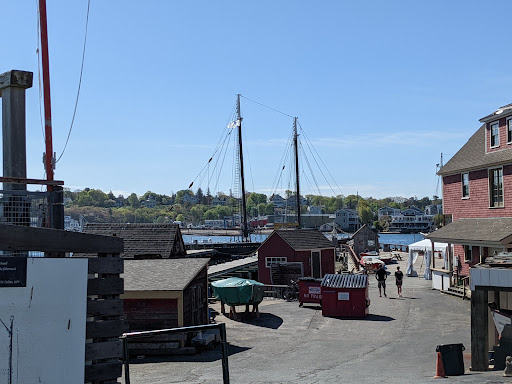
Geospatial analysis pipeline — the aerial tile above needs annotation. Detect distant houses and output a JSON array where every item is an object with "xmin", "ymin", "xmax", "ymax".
[{"xmin": 334, "ymin": 208, "xmax": 360, "ymax": 232}]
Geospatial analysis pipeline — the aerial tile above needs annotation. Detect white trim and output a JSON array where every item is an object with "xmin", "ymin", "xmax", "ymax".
[
  {"xmin": 490, "ymin": 121, "xmax": 500, "ymax": 148},
  {"xmin": 488, "ymin": 166, "xmax": 504, "ymax": 208},
  {"xmin": 265, "ymin": 256, "xmax": 287, "ymax": 268},
  {"xmin": 507, "ymin": 116, "xmax": 512, "ymax": 144},
  {"xmin": 461, "ymin": 172, "xmax": 470, "ymax": 199}
]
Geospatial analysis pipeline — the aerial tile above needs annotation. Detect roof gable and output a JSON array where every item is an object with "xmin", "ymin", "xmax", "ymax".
[
  {"xmin": 271, "ymin": 229, "xmax": 334, "ymax": 251},
  {"xmin": 123, "ymin": 258, "xmax": 209, "ymax": 291},
  {"xmin": 79, "ymin": 223, "xmax": 186, "ymax": 259},
  {"xmin": 439, "ymin": 124, "xmax": 512, "ymax": 175}
]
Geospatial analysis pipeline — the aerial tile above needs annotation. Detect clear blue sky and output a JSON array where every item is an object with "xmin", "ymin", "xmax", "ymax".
[{"xmin": 2, "ymin": 1, "xmax": 511, "ymax": 200}]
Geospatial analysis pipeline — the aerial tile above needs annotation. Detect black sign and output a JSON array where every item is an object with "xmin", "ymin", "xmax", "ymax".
[{"xmin": 0, "ymin": 257, "xmax": 27, "ymax": 287}]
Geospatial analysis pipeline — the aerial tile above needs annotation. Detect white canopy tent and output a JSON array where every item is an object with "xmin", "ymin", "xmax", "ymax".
[{"xmin": 406, "ymin": 239, "xmax": 449, "ymax": 279}]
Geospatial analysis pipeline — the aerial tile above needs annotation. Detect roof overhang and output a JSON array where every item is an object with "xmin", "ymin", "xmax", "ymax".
[
  {"xmin": 479, "ymin": 106, "xmax": 512, "ymax": 123},
  {"xmin": 426, "ymin": 218, "xmax": 512, "ymax": 247}
]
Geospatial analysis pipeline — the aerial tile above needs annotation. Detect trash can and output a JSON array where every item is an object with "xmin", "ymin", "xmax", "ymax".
[
  {"xmin": 297, "ymin": 277, "xmax": 322, "ymax": 307},
  {"xmin": 436, "ymin": 344, "xmax": 465, "ymax": 376}
]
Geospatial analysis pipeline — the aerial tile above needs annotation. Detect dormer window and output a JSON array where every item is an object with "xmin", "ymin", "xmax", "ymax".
[
  {"xmin": 508, "ymin": 117, "xmax": 512, "ymax": 144},
  {"xmin": 491, "ymin": 122, "xmax": 500, "ymax": 147}
]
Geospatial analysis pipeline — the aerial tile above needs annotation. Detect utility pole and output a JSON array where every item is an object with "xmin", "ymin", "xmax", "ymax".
[
  {"xmin": 293, "ymin": 117, "xmax": 301, "ymax": 228},
  {"xmin": 39, "ymin": 0, "xmax": 55, "ymax": 184},
  {"xmin": 237, "ymin": 94, "xmax": 249, "ymax": 241}
]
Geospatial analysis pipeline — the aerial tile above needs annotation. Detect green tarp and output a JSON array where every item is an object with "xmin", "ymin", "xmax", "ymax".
[{"xmin": 211, "ymin": 277, "xmax": 265, "ymax": 306}]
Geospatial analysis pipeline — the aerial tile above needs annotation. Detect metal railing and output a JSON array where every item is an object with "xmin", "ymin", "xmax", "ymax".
[{"xmin": 122, "ymin": 323, "xmax": 230, "ymax": 384}]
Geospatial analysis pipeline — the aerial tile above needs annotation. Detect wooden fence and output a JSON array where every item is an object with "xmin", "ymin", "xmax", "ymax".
[{"xmin": 0, "ymin": 224, "xmax": 125, "ymax": 384}]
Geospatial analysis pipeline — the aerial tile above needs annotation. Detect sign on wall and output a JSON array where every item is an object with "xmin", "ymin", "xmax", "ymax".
[
  {"xmin": 0, "ymin": 258, "xmax": 88, "ymax": 384},
  {"xmin": 338, "ymin": 292, "xmax": 350, "ymax": 301}
]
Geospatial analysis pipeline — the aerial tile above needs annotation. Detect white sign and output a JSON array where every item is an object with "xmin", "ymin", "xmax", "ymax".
[
  {"xmin": 338, "ymin": 292, "xmax": 350, "ymax": 301},
  {"xmin": 309, "ymin": 286, "xmax": 321, "ymax": 294},
  {"xmin": 0, "ymin": 258, "xmax": 88, "ymax": 384}
]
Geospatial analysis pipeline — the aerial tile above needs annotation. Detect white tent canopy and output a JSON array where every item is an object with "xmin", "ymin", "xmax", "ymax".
[{"xmin": 407, "ymin": 239, "xmax": 449, "ymax": 279}]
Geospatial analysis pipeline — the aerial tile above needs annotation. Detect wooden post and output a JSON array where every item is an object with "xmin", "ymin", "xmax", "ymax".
[
  {"xmin": 0, "ymin": 70, "xmax": 33, "ymax": 192},
  {"xmin": 471, "ymin": 288, "xmax": 489, "ymax": 371}
]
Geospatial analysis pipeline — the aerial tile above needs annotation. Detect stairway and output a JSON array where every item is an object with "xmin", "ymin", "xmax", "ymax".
[{"xmin": 443, "ymin": 285, "xmax": 470, "ymax": 300}]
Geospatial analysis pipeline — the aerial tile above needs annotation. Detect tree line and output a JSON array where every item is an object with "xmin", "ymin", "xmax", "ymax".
[{"xmin": 64, "ymin": 187, "xmax": 442, "ymax": 226}]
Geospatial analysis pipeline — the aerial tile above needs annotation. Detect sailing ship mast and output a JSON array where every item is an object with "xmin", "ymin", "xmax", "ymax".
[
  {"xmin": 293, "ymin": 117, "xmax": 301, "ymax": 228},
  {"xmin": 236, "ymin": 94, "xmax": 249, "ymax": 240}
]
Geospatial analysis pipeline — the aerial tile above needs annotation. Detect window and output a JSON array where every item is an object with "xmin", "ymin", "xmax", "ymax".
[
  {"xmin": 489, "ymin": 168, "xmax": 504, "ymax": 207},
  {"xmin": 491, "ymin": 122, "xmax": 500, "ymax": 147},
  {"xmin": 462, "ymin": 173, "xmax": 469, "ymax": 198},
  {"xmin": 265, "ymin": 257, "xmax": 287, "ymax": 268},
  {"xmin": 464, "ymin": 245, "xmax": 472, "ymax": 263},
  {"xmin": 508, "ymin": 117, "xmax": 512, "ymax": 144}
]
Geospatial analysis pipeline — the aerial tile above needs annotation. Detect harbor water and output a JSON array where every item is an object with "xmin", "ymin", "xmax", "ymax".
[{"xmin": 183, "ymin": 232, "xmax": 425, "ymax": 246}]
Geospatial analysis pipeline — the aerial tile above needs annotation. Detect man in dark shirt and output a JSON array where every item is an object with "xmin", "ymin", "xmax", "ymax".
[
  {"xmin": 395, "ymin": 266, "xmax": 404, "ymax": 297},
  {"xmin": 375, "ymin": 265, "xmax": 387, "ymax": 297}
]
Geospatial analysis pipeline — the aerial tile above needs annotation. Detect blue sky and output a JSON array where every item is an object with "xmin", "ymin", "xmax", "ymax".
[{"xmin": 2, "ymin": 1, "xmax": 512, "ymax": 200}]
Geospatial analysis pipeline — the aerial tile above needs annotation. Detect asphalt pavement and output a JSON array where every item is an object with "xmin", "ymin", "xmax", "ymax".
[{"xmin": 124, "ymin": 257, "xmax": 512, "ymax": 384}]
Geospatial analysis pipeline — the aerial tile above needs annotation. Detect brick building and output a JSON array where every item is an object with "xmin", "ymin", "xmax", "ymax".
[{"xmin": 428, "ymin": 103, "xmax": 512, "ymax": 277}]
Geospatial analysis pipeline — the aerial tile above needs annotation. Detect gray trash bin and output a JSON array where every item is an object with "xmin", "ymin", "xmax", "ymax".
[{"xmin": 436, "ymin": 344, "xmax": 465, "ymax": 376}]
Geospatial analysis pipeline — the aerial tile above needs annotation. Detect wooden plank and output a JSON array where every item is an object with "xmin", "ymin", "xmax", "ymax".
[
  {"xmin": 0, "ymin": 224, "xmax": 123, "ymax": 253},
  {"xmin": 0, "ymin": 176, "xmax": 64, "ymax": 186},
  {"xmin": 84, "ymin": 361, "xmax": 122, "ymax": 382},
  {"xmin": 0, "ymin": 70, "xmax": 33, "ymax": 89},
  {"xmin": 138, "ymin": 333, "xmax": 187, "ymax": 342},
  {"xmin": 87, "ymin": 277, "xmax": 124, "ymax": 296},
  {"xmin": 128, "ymin": 342, "xmax": 180, "ymax": 350},
  {"xmin": 125, "ymin": 313, "xmax": 179, "ymax": 321},
  {"xmin": 471, "ymin": 289, "xmax": 489, "ymax": 371},
  {"xmin": 128, "ymin": 347, "xmax": 196, "ymax": 356},
  {"xmin": 88, "ymin": 257, "xmax": 124, "ymax": 274},
  {"xmin": 85, "ymin": 340, "xmax": 123, "ymax": 361},
  {"xmin": 87, "ymin": 299, "xmax": 124, "ymax": 316},
  {"xmin": 86, "ymin": 320, "xmax": 128, "ymax": 339}
]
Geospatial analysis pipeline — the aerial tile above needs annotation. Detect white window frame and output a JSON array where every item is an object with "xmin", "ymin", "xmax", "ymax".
[
  {"xmin": 507, "ymin": 117, "xmax": 512, "ymax": 144},
  {"xmin": 490, "ymin": 121, "xmax": 500, "ymax": 148},
  {"xmin": 461, "ymin": 172, "xmax": 470, "ymax": 199},
  {"xmin": 464, "ymin": 245, "xmax": 472, "ymax": 263},
  {"xmin": 265, "ymin": 257, "xmax": 287, "ymax": 268},
  {"xmin": 489, "ymin": 167, "xmax": 504, "ymax": 208}
]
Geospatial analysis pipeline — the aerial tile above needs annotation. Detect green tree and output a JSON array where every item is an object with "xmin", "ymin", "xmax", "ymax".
[{"xmin": 127, "ymin": 193, "xmax": 140, "ymax": 208}]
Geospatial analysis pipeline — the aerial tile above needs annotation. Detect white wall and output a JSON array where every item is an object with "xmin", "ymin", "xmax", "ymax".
[{"xmin": 0, "ymin": 258, "xmax": 88, "ymax": 384}]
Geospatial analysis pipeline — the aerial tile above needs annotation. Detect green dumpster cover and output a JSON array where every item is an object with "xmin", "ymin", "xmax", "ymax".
[{"xmin": 211, "ymin": 277, "xmax": 265, "ymax": 306}]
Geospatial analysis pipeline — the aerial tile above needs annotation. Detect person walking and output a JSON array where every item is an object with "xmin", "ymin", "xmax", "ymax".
[
  {"xmin": 375, "ymin": 265, "xmax": 387, "ymax": 297},
  {"xmin": 395, "ymin": 266, "xmax": 404, "ymax": 297}
]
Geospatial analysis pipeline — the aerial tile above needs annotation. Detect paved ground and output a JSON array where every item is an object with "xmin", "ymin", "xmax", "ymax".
[{"xmin": 124, "ymin": 257, "xmax": 512, "ymax": 384}]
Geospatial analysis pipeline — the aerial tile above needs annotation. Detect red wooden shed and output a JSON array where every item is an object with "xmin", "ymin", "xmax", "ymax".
[{"xmin": 257, "ymin": 229, "xmax": 335, "ymax": 285}]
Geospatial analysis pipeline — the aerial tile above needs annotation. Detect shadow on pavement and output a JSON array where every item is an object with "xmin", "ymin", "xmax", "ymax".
[
  {"xmin": 129, "ymin": 343, "xmax": 250, "ymax": 364},
  {"xmin": 239, "ymin": 312, "xmax": 284, "ymax": 329},
  {"xmin": 361, "ymin": 314, "xmax": 395, "ymax": 322}
]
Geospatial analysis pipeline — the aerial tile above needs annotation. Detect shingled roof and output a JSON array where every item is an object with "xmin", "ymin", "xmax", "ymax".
[
  {"xmin": 271, "ymin": 229, "xmax": 333, "ymax": 250},
  {"xmin": 78, "ymin": 223, "xmax": 186, "ymax": 259},
  {"xmin": 438, "ymin": 125, "xmax": 512, "ymax": 176},
  {"xmin": 123, "ymin": 258, "xmax": 209, "ymax": 291},
  {"xmin": 427, "ymin": 217, "xmax": 512, "ymax": 246}
]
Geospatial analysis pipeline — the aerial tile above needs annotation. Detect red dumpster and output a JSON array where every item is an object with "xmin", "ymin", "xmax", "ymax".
[
  {"xmin": 321, "ymin": 274, "xmax": 369, "ymax": 318},
  {"xmin": 298, "ymin": 277, "xmax": 323, "ymax": 307}
]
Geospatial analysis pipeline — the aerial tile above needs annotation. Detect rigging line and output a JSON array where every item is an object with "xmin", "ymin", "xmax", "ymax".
[
  {"xmin": 211, "ymin": 129, "xmax": 232, "ymax": 194},
  {"xmin": 298, "ymin": 122, "xmax": 344, "ymax": 196},
  {"xmin": 56, "ymin": 0, "xmax": 91, "ymax": 163},
  {"xmin": 301, "ymin": 145, "xmax": 322, "ymax": 196},
  {"xmin": 270, "ymin": 128, "xmax": 294, "ymax": 195},
  {"xmin": 299, "ymin": 127, "xmax": 339, "ymax": 196},
  {"xmin": 302, "ymin": 169, "xmax": 316, "ymax": 197},
  {"xmin": 240, "ymin": 95, "xmax": 294, "ymax": 119}
]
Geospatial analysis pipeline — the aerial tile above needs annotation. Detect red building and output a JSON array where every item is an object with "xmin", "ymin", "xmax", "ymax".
[
  {"xmin": 428, "ymin": 103, "xmax": 512, "ymax": 276},
  {"xmin": 257, "ymin": 229, "xmax": 335, "ymax": 285}
]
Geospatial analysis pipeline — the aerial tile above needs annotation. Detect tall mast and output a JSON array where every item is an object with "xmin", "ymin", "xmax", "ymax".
[
  {"xmin": 294, "ymin": 117, "xmax": 301, "ymax": 228},
  {"xmin": 39, "ymin": 0, "xmax": 55, "ymax": 184},
  {"xmin": 237, "ymin": 94, "xmax": 249, "ymax": 240}
]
